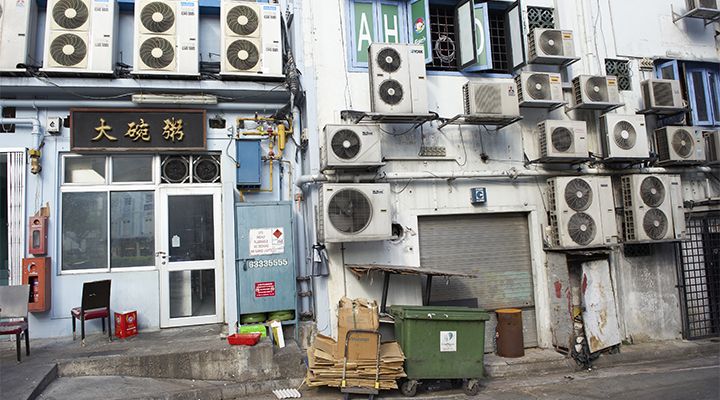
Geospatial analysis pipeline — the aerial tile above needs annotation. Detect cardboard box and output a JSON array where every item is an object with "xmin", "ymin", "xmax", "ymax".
[
  {"xmin": 335, "ymin": 297, "xmax": 380, "ymax": 360},
  {"xmin": 114, "ymin": 311, "xmax": 138, "ymax": 339}
]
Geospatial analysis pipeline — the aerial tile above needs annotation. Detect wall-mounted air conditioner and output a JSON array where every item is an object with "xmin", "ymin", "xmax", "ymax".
[
  {"xmin": 538, "ymin": 120, "xmax": 588, "ymax": 162},
  {"xmin": 516, "ymin": 71, "xmax": 564, "ymax": 108},
  {"xmin": 641, "ymin": 79, "xmax": 685, "ymax": 112},
  {"xmin": 0, "ymin": 0, "xmax": 37, "ymax": 72},
  {"xmin": 321, "ymin": 124, "xmax": 383, "ymax": 171},
  {"xmin": 621, "ymin": 174, "xmax": 684, "ymax": 242},
  {"xmin": 655, "ymin": 126, "xmax": 705, "ymax": 165},
  {"xmin": 572, "ymin": 75, "xmax": 621, "ymax": 109},
  {"xmin": 463, "ymin": 80, "xmax": 519, "ymax": 117},
  {"xmin": 369, "ymin": 43, "xmax": 428, "ymax": 114},
  {"xmin": 704, "ymin": 130, "xmax": 720, "ymax": 165},
  {"xmin": 599, "ymin": 114, "xmax": 650, "ymax": 161},
  {"xmin": 220, "ymin": 0, "xmax": 283, "ymax": 77},
  {"xmin": 547, "ymin": 176, "xmax": 617, "ymax": 248},
  {"xmin": 317, "ymin": 183, "xmax": 393, "ymax": 243},
  {"xmin": 133, "ymin": 0, "xmax": 198, "ymax": 76},
  {"xmin": 42, "ymin": 0, "xmax": 117, "ymax": 74},
  {"xmin": 527, "ymin": 28, "xmax": 576, "ymax": 65},
  {"xmin": 685, "ymin": 0, "xmax": 720, "ymax": 19}
]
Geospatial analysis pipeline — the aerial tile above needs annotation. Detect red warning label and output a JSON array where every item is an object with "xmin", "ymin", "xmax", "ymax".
[{"xmin": 255, "ymin": 281, "xmax": 276, "ymax": 298}]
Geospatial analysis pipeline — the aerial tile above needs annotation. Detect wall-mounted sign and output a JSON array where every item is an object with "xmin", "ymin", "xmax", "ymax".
[
  {"xmin": 470, "ymin": 187, "xmax": 487, "ymax": 204},
  {"xmin": 70, "ymin": 108, "xmax": 206, "ymax": 152}
]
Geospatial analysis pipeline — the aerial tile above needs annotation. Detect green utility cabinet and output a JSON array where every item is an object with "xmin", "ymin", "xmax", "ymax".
[{"xmin": 389, "ymin": 306, "xmax": 490, "ymax": 397}]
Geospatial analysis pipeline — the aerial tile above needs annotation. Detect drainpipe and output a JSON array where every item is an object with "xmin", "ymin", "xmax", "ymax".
[
  {"xmin": 0, "ymin": 100, "xmax": 285, "ymax": 111},
  {"xmin": 0, "ymin": 118, "xmax": 42, "ymax": 148},
  {"xmin": 296, "ymin": 166, "xmax": 714, "ymax": 187},
  {"xmin": 292, "ymin": 105, "xmax": 313, "ymax": 320}
]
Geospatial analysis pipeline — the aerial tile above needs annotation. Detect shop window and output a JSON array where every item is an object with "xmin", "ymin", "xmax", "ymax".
[
  {"xmin": 110, "ymin": 191, "xmax": 155, "ymax": 268},
  {"xmin": 64, "ymin": 156, "xmax": 107, "ymax": 184},
  {"xmin": 655, "ymin": 60, "xmax": 720, "ymax": 127},
  {"xmin": 527, "ymin": 6, "xmax": 555, "ymax": 30},
  {"xmin": 62, "ymin": 192, "xmax": 110, "ymax": 271},
  {"xmin": 112, "ymin": 155, "xmax": 154, "ymax": 183},
  {"xmin": 347, "ymin": 0, "xmax": 525, "ymax": 73},
  {"xmin": 605, "ymin": 59, "xmax": 631, "ymax": 91}
]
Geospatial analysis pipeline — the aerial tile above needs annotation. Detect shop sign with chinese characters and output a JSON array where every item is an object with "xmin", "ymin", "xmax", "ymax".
[{"xmin": 70, "ymin": 108, "xmax": 206, "ymax": 152}]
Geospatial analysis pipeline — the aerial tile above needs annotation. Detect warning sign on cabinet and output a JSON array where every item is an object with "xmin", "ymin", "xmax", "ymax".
[
  {"xmin": 249, "ymin": 228, "xmax": 284, "ymax": 256},
  {"xmin": 255, "ymin": 281, "xmax": 276, "ymax": 298}
]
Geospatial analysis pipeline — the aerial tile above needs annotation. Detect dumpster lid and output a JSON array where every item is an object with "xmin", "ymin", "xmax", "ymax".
[
  {"xmin": 346, "ymin": 264, "xmax": 477, "ymax": 278},
  {"xmin": 389, "ymin": 305, "xmax": 490, "ymax": 321}
]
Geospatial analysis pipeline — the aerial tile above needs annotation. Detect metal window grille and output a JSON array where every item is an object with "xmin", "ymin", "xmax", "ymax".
[
  {"xmin": 488, "ymin": 10, "xmax": 509, "ymax": 72},
  {"xmin": 678, "ymin": 211, "xmax": 720, "ymax": 339},
  {"xmin": 428, "ymin": 5, "xmax": 457, "ymax": 70},
  {"xmin": 605, "ymin": 59, "xmax": 632, "ymax": 91},
  {"xmin": 527, "ymin": 6, "xmax": 555, "ymax": 30},
  {"xmin": 161, "ymin": 154, "xmax": 221, "ymax": 184},
  {"xmin": 6, "ymin": 151, "xmax": 26, "ymax": 285}
]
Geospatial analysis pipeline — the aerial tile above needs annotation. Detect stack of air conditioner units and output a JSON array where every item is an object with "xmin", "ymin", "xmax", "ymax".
[
  {"xmin": 221, "ymin": 0, "xmax": 283, "ymax": 77},
  {"xmin": 317, "ymin": 183, "xmax": 393, "ymax": 243},
  {"xmin": 527, "ymin": 28, "xmax": 577, "ymax": 65},
  {"xmin": 654, "ymin": 126, "xmax": 705, "ymax": 165},
  {"xmin": 321, "ymin": 124, "xmax": 383, "ymax": 171},
  {"xmin": 621, "ymin": 174, "xmax": 686, "ymax": 242},
  {"xmin": 463, "ymin": 79, "xmax": 520, "ymax": 117},
  {"xmin": 572, "ymin": 75, "xmax": 621, "ymax": 109},
  {"xmin": 704, "ymin": 130, "xmax": 720, "ymax": 165},
  {"xmin": 599, "ymin": 114, "xmax": 650, "ymax": 161},
  {"xmin": 0, "ymin": 0, "xmax": 37, "ymax": 72},
  {"xmin": 640, "ymin": 79, "xmax": 685, "ymax": 113},
  {"xmin": 516, "ymin": 71, "xmax": 564, "ymax": 108},
  {"xmin": 133, "ymin": 0, "xmax": 198, "ymax": 75},
  {"xmin": 547, "ymin": 176, "xmax": 618, "ymax": 249},
  {"xmin": 538, "ymin": 120, "xmax": 588, "ymax": 162},
  {"xmin": 42, "ymin": 0, "xmax": 117, "ymax": 74},
  {"xmin": 369, "ymin": 43, "xmax": 428, "ymax": 114}
]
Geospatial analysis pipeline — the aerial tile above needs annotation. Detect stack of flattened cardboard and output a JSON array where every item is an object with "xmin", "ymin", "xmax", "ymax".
[{"xmin": 306, "ymin": 297, "xmax": 406, "ymax": 390}]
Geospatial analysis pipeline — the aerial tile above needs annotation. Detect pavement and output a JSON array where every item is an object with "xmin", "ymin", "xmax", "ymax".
[{"xmin": 1, "ymin": 327, "xmax": 718, "ymax": 400}]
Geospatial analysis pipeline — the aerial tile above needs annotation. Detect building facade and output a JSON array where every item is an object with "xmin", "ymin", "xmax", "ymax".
[{"xmin": 1, "ymin": 0, "xmax": 719, "ymax": 352}]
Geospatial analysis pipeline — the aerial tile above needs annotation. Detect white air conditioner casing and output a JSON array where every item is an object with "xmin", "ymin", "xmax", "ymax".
[
  {"xmin": 704, "ymin": 130, "xmax": 720, "ymax": 165},
  {"xmin": 369, "ymin": 43, "xmax": 428, "ymax": 114},
  {"xmin": 655, "ymin": 126, "xmax": 705, "ymax": 165},
  {"xmin": 317, "ymin": 183, "xmax": 393, "ymax": 243},
  {"xmin": 516, "ymin": 71, "xmax": 564, "ymax": 108},
  {"xmin": 133, "ymin": 0, "xmax": 198, "ymax": 76},
  {"xmin": 42, "ymin": 0, "xmax": 117, "ymax": 74},
  {"xmin": 685, "ymin": 0, "xmax": 720, "ymax": 19},
  {"xmin": 527, "ymin": 28, "xmax": 576, "ymax": 65},
  {"xmin": 463, "ymin": 80, "xmax": 519, "ymax": 117},
  {"xmin": 547, "ymin": 176, "xmax": 617, "ymax": 248},
  {"xmin": 321, "ymin": 124, "xmax": 383, "ymax": 171},
  {"xmin": 538, "ymin": 120, "xmax": 588, "ymax": 161},
  {"xmin": 572, "ymin": 75, "xmax": 621, "ymax": 109},
  {"xmin": 221, "ymin": 0, "xmax": 283, "ymax": 77},
  {"xmin": 0, "ymin": 0, "xmax": 37, "ymax": 72},
  {"xmin": 599, "ymin": 114, "xmax": 650, "ymax": 161},
  {"xmin": 621, "ymin": 174, "xmax": 680, "ymax": 242},
  {"xmin": 641, "ymin": 79, "xmax": 684, "ymax": 112}
]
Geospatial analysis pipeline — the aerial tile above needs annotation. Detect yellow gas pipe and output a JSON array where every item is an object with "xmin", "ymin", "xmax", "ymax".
[{"xmin": 236, "ymin": 118, "xmax": 292, "ymax": 193}]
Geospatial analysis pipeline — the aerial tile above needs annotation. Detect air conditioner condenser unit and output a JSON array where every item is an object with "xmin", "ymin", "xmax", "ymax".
[
  {"xmin": 538, "ymin": 120, "xmax": 588, "ymax": 162},
  {"xmin": 317, "ymin": 183, "xmax": 393, "ymax": 243},
  {"xmin": 516, "ymin": 71, "xmax": 564, "ymax": 108},
  {"xmin": 321, "ymin": 124, "xmax": 383, "ymax": 171}
]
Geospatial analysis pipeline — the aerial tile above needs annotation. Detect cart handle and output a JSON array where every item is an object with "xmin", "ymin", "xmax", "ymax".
[{"xmin": 341, "ymin": 329, "xmax": 382, "ymax": 390}]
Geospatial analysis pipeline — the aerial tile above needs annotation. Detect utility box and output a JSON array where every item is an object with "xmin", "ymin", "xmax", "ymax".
[
  {"xmin": 235, "ymin": 202, "xmax": 297, "ymax": 324},
  {"xmin": 22, "ymin": 257, "xmax": 51, "ymax": 312},
  {"xmin": 28, "ymin": 216, "xmax": 48, "ymax": 255},
  {"xmin": 236, "ymin": 139, "xmax": 262, "ymax": 188}
]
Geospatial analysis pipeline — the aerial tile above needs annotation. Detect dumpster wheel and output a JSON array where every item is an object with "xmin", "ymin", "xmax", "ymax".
[
  {"xmin": 399, "ymin": 379, "xmax": 418, "ymax": 397},
  {"xmin": 462, "ymin": 379, "xmax": 481, "ymax": 396}
]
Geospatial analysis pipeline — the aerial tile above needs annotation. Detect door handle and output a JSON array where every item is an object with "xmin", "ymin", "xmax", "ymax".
[{"xmin": 242, "ymin": 258, "xmax": 255, "ymax": 271}]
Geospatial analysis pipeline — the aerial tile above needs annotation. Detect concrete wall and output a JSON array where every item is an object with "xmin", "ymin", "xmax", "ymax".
[{"xmin": 297, "ymin": 0, "xmax": 719, "ymax": 347}]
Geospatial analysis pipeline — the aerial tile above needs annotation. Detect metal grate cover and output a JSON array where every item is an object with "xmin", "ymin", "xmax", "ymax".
[
  {"xmin": 527, "ymin": 6, "xmax": 555, "ymax": 30},
  {"xmin": 605, "ymin": 59, "xmax": 631, "ymax": 91},
  {"xmin": 679, "ymin": 212, "xmax": 720, "ymax": 339}
]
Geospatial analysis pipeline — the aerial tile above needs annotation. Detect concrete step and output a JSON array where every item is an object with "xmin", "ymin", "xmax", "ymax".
[{"xmin": 56, "ymin": 339, "xmax": 306, "ymax": 383}]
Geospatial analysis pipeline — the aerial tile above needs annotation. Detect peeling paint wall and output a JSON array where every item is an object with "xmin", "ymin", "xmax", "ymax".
[{"xmin": 616, "ymin": 244, "xmax": 684, "ymax": 342}]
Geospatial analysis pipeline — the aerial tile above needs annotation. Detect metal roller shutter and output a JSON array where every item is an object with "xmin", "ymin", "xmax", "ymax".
[{"xmin": 419, "ymin": 213, "xmax": 538, "ymax": 351}]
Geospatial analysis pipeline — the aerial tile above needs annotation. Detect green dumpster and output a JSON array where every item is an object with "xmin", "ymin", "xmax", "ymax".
[{"xmin": 389, "ymin": 306, "xmax": 490, "ymax": 397}]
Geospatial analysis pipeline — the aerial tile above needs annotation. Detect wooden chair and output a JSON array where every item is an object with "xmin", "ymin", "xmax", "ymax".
[
  {"xmin": 71, "ymin": 280, "xmax": 112, "ymax": 344},
  {"xmin": 0, "ymin": 285, "xmax": 30, "ymax": 362}
]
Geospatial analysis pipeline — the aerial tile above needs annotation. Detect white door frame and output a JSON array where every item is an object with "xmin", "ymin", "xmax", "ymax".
[{"xmin": 158, "ymin": 186, "xmax": 224, "ymax": 328}]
